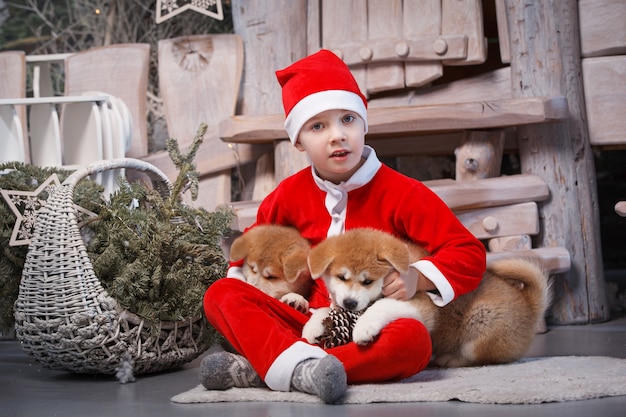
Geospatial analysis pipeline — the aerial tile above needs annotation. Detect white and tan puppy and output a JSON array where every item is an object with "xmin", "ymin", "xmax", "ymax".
[
  {"xmin": 303, "ymin": 228, "xmax": 551, "ymax": 367},
  {"xmin": 229, "ymin": 225, "xmax": 312, "ymax": 313}
]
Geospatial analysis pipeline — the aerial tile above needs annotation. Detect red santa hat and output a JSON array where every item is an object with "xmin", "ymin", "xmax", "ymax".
[{"xmin": 275, "ymin": 49, "xmax": 368, "ymax": 144}]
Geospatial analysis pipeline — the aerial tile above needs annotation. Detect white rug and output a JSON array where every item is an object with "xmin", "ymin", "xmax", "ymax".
[{"xmin": 172, "ymin": 356, "xmax": 626, "ymax": 405}]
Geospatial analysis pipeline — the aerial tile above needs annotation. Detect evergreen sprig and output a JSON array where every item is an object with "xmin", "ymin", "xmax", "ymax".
[
  {"xmin": 166, "ymin": 122, "xmax": 206, "ymax": 203},
  {"xmin": 86, "ymin": 124, "xmax": 234, "ymax": 330}
]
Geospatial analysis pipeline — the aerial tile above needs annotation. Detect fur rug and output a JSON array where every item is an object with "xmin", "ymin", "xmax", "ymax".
[{"xmin": 171, "ymin": 356, "xmax": 626, "ymax": 405}]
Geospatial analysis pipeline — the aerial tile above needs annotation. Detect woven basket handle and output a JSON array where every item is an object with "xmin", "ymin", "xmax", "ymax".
[{"xmin": 63, "ymin": 158, "xmax": 172, "ymax": 197}]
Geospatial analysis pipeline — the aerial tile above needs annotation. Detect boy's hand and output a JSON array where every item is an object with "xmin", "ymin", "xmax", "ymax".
[{"xmin": 382, "ymin": 266, "xmax": 419, "ymax": 301}]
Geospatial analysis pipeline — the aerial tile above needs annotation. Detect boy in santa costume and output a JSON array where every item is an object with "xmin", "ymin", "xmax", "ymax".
[{"xmin": 200, "ymin": 49, "xmax": 486, "ymax": 404}]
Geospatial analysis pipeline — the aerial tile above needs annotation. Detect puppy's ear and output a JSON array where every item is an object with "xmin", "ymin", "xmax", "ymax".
[
  {"xmin": 377, "ymin": 235, "xmax": 411, "ymax": 274},
  {"xmin": 308, "ymin": 241, "xmax": 336, "ymax": 279},
  {"xmin": 228, "ymin": 233, "xmax": 250, "ymax": 262},
  {"xmin": 282, "ymin": 250, "xmax": 311, "ymax": 283}
]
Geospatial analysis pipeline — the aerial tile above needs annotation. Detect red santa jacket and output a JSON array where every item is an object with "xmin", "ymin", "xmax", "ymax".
[{"xmin": 230, "ymin": 147, "xmax": 486, "ymax": 307}]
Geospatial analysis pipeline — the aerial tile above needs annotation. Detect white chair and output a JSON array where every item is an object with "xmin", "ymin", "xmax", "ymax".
[{"xmin": 1, "ymin": 46, "xmax": 144, "ymax": 196}]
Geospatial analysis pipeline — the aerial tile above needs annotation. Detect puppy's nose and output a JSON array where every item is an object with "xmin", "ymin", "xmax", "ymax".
[{"xmin": 343, "ymin": 299, "xmax": 358, "ymax": 311}]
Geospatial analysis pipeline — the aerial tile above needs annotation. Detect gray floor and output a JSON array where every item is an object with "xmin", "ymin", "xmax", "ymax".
[{"xmin": 2, "ymin": 315, "xmax": 626, "ymax": 417}]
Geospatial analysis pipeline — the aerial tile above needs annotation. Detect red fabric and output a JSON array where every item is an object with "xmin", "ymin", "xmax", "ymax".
[
  {"xmin": 275, "ymin": 49, "xmax": 367, "ymax": 117},
  {"xmin": 255, "ymin": 164, "xmax": 486, "ymax": 299},
  {"xmin": 204, "ymin": 278, "xmax": 431, "ymax": 384},
  {"xmin": 207, "ymin": 154, "xmax": 485, "ymax": 386}
]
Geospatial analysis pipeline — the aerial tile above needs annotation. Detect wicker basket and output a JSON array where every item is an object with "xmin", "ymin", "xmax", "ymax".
[{"xmin": 14, "ymin": 158, "xmax": 213, "ymax": 378}]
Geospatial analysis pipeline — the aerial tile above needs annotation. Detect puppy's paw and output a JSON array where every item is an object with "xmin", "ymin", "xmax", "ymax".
[
  {"xmin": 280, "ymin": 293, "xmax": 310, "ymax": 313},
  {"xmin": 352, "ymin": 298, "xmax": 417, "ymax": 346},
  {"xmin": 352, "ymin": 317, "xmax": 384, "ymax": 345},
  {"xmin": 302, "ymin": 307, "xmax": 330, "ymax": 344}
]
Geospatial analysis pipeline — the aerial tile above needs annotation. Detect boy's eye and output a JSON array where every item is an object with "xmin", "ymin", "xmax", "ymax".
[
  {"xmin": 342, "ymin": 115, "xmax": 355, "ymax": 123},
  {"xmin": 311, "ymin": 123, "xmax": 323, "ymax": 131}
]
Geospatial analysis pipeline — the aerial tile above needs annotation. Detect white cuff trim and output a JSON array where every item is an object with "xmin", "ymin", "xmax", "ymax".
[
  {"xmin": 226, "ymin": 266, "xmax": 246, "ymax": 281},
  {"xmin": 264, "ymin": 341, "xmax": 327, "ymax": 392},
  {"xmin": 413, "ymin": 259, "xmax": 455, "ymax": 306}
]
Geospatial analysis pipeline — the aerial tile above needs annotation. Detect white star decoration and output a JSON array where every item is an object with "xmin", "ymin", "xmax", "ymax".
[
  {"xmin": 1, "ymin": 174, "xmax": 96, "ymax": 246},
  {"xmin": 156, "ymin": 0, "xmax": 223, "ymax": 24}
]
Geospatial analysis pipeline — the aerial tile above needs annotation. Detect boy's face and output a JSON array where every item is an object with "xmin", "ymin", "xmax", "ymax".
[{"xmin": 295, "ymin": 109, "xmax": 366, "ymax": 184}]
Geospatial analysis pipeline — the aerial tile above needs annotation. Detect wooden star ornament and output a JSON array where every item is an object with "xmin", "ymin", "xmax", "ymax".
[
  {"xmin": 156, "ymin": 0, "xmax": 224, "ymax": 24},
  {"xmin": 1, "ymin": 174, "xmax": 95, "ymax": 246}
]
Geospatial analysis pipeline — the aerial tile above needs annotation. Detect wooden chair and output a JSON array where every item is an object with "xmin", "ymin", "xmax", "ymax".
[
  {"xmin": 142, "ymin": 34, "xmax": 271, "ymax": 211},
  {"xmin": 63, "ymin": 44, "xmax": 150, "ymax": 159}
]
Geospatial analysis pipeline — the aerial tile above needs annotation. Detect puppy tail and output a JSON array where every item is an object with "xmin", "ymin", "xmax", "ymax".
[{"xmin": 486, "ymin": 257, "xmax": 553, "ymax": 324}]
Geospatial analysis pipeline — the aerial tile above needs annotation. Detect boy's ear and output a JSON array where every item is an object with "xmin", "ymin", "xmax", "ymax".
[
  {"xmin": 308, "ymin": 241, "xmax": 336, "ymax": 279},
  {"xmin": 294, "ymin": 141, "xmax": 305, "ymax": 151}
]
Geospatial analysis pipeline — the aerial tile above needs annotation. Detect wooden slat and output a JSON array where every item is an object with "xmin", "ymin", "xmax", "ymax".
[
  {"xmin": 403, "ymin": 0, "xmax": 443, "ymax": 88},
  {"xmin": 494, "ymin": 0, "xmax": 510, "ymax": 64},
  {"xmin": 488, "ymin": 235, "xmax": 532, "ymax": 252},
  {"xmin": 332, "ymin": 35, "xmax": 468, "ymax": 67},
  {"xmin": 322, "ymin": 0, "xmax": 368, "ymax": 93},
  {"xmin": 579, "ymin": 0, "xmax": 626, "ymax": 58},
  {"xmin": 365, "ymin": 0, "xmax": 405, "ymax": 94},
  {"xmin": 425, "ymin": 174, "xmax": 548, "ymax": 210},
  {"xmin": 582, "ymin": 56, "xmax": 626, "ymax": 147},
  {"xmin": 369, "ymin": 66, "xmax": 513, "ymax": 108},
  {"xmin": 156, "ymin": 34, "xmax": 244, "ymax": 210},
  {"xmin": 64, "ymin": 44, "xmax": 150, "ymax": 158},
  {"xmin": 487, "ymin": 247, "xmax": 571, "ymax": 275},
  {"xmin": 455, "ymin": 202, "xmax": 539, "ymax": 240},
  {"xmin": 366, "ymin": 96, "xmax": 568, "ymax": 138},
  {"xmin": 219, "ymin": 96, "xmax": 568, "ymax": 144},
  {"xmin": 158, "ymin": 35, "xmax": 243, "ymax": 148},
  {"xmin": 442, "ymin": 0, "xmax": 486, "ymax": 65}
]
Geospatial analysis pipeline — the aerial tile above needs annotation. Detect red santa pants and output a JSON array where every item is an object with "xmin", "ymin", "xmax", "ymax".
[{"xmin": 203, "ymin": 278, "xmax": 432, "ymax": 385}]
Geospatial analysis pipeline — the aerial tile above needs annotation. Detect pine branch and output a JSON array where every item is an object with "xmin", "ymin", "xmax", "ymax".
[{"xmin": 166, "ymin": 122, "xmax": 207, "ymax": 203}]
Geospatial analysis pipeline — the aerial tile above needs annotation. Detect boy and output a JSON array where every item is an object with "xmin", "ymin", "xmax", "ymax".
[{"xmin": 200, "ymin": 49, "xmax": 486, "ymax": 404}]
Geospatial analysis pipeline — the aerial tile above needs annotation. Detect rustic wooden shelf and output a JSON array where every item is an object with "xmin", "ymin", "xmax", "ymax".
[{"xmin": 219, "ymin": 96, "xmax": 568, "ymax": 144}]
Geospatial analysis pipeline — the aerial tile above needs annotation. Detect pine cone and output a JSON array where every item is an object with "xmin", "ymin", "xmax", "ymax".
[{"xmin": 319, "ymin": 306, "xmax": 364, "ymax": 348}]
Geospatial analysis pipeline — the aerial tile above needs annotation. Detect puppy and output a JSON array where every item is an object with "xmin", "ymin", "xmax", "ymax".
[
  {"xmin": 229, "ymin": 224, "xmax": 312, "ymax": 313},
  {"xmin": 303, "ymin": 228, "xmax": 551, "ymax": 367}
]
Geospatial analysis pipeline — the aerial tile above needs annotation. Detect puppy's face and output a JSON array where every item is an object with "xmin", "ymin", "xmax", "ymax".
[
  {"xmin": 230, "ymin": 225, "xmax": 312, "ymax": 299},
  {"xmin": 308, "ymin": 229, "xmax": 411, "ymax": 312}
]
